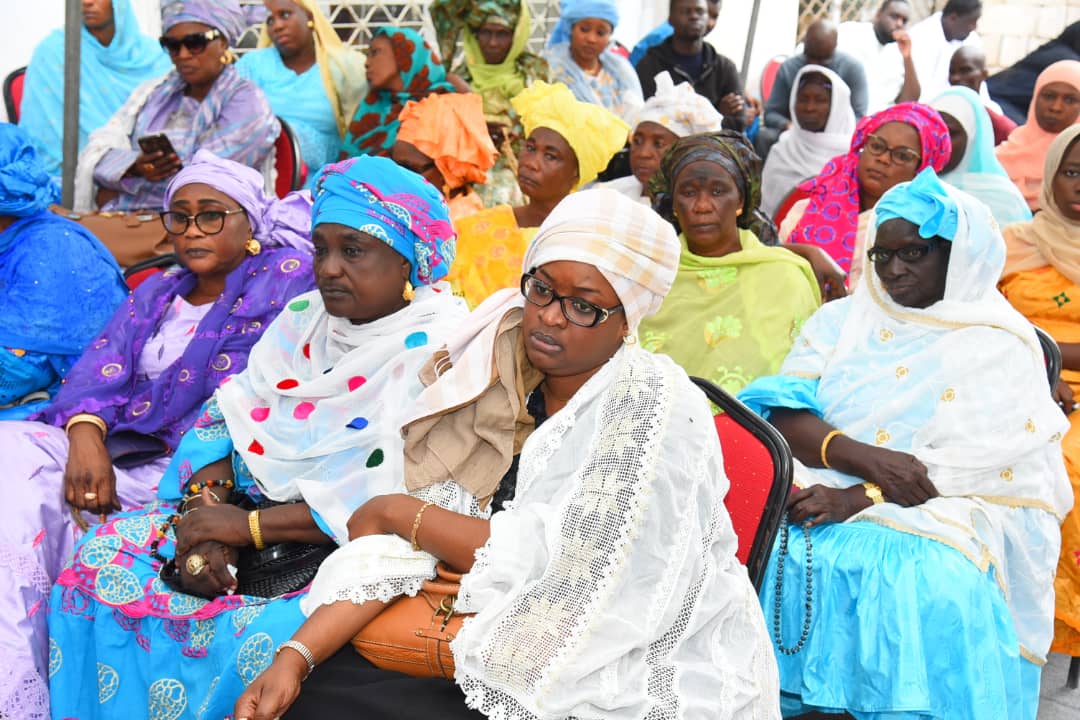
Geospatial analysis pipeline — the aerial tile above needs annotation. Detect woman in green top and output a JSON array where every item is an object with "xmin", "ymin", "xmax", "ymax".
[{"xmin": 642, "ymin": 131, "xmax": 821, "ymax": 395}]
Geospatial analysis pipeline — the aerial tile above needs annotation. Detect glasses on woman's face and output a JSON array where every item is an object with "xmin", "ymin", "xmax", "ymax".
[
  {"xmin": 160, "ymin": 209, "xmax": 246, "ymax": 235},
  {"xmin": 862, "ymin": 134, "xmax": 922, "ymax": 166},
  {"xmin": 867, "ymin": 239, "xmax": 940, "ymax": 265},
  {"xmin": 520, "ymin": 273, "xmax": 623, "ymax": 328},
  {"xmin": 159, "ymin": 29, "xmax": 223, "ymax": 56}
]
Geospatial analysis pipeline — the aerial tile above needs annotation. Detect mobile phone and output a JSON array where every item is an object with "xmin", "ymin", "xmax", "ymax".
[{"xmin": 137, "ymin": 133, "xmax": 178, "ymax": 159}]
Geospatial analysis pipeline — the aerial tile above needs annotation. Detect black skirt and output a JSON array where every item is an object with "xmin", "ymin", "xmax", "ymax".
[{"xmin": 284, "ymin": 646, "xmax": 485, "ymax": 719}]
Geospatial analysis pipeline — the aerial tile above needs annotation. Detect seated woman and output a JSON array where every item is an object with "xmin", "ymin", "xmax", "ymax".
[
  {"xmin": 430, "ymin": 0, "xmax": 551, "ymax": 208},
  {"xmin": 782, "ymin": 102, "xmax": 950, "ymax": 288},
  {"xmin": 761, "ymin": 65, "xmax": 856, "ymax": 219},
  {"xmin": 1000, "ymin": 124, "xmax": 1080, "ymax": 660},
  {"xmin": 932, "ymin": 85, "xmax": 1032, "ymax": 227},
  {"xmin": 996, "ymin": 60, "xmax": 1080, "ymax": 212},
  {"xmin": 0, "ymin": 124, "xmax": 127, "ymax": 420},
  {"xmin": 741, "ymin": 169, "xmax": 1071, "ymax": 720},
  {"xmin": 0, "ymin": 150, "xmax": 313, "ymax": 716},
  {"xmin": 391, "ymin": 92, "xmax": 497, "ymax": 220},
  {"xmin": 542, "ymin": 0, "xmax": 643, "ymax": 123},
  {"xmin": 640, "ymin": 131, "xmax": 819, "ymax": 394},
  {"xmin": 47, "ymin": 156, "xmax": 468, "ymax": 719},
  {"xmin": 75, "ymin": 0, "xmax": 280, "ymax": 213},
  {"xmin": 238, "ymin": 0, "xmax": 367, "ymax": 179},
  {"xmin": 339, "ymin": 28, "xmax": 454, "ymax": 159},
  {"xmin": 448, "ymin": 81, "xmax": 628, "ymax": 307},
  {"xmin": 18, "ymin": 0, "xmax": 170, "ymax": 177},
  {"xmin": 234, "ymin": 187, "xmax": 780, "ymax": 720},
  {"xmin": 597, "ymin": 70, "xmax": 724, "ymax": 203}
]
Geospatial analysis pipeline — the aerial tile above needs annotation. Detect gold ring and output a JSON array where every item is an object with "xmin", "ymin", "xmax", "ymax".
[
  {"xmin": 83, "ymin": 492, "xmax": 97, "ymax": 501},
  {"xmin": 143, "ymin": 163, "xmax": 154, "ymax": 171},
  {"xmin": 185, "ymin": 554, "xmax": 208, "ymax": 576}
]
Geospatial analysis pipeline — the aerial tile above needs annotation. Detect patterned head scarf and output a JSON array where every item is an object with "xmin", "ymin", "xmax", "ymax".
[
  {"xmin": 523, "ymin": 188, "xmax": 679, "ymax": 332},
  {"xmin": 161, "ymin": 0, "xmax": 247, "ymax": 46},
  {"xmin": 164, "ymin": 150, "xmax": 313, "ymax": 251},
  {"xmin": 0, "ymin": 123, "xmax": 60, "ymax": 217},
  {"xmin": 313, "ymin": 156, "xmax": 456, "ymax": 286},
  {"xmin": 548, "ymin": 0, "xmax": 620, "ymax": 47},
  {"xmin": 787, "ymin": 102, "xmax": 951, "ymax": 272},
  {"xmin": 512, "ymin": 81, "xmax": 629, "ymax": 189},
  {"xmin": 396, "ymin": 93, "xmax": 497, "ymax": 190},
  {"xmin": 632, "ymin": 72, "xmax": 725, "ymax": 137},
  {"xmin": 649, "ymin": 130, "xmax": 778, "ymax": 245},
  {"xmin": 340, "ymin": 27, "xmax": 455, "ymax": 159}
]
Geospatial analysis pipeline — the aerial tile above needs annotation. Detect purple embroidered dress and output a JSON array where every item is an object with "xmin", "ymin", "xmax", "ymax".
[{"xmin": 0, "ymin": 148, "xmax": 315, "ymax": 718}]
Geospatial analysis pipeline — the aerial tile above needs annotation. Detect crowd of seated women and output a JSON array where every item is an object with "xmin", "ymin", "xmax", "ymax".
[{"xmin": 2, "ymin": 0, "xmax": 1080, "ymax": 718}]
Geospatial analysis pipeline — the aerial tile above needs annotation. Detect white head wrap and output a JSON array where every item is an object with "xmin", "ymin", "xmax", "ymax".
[
  {"xmin": 632, "ymin": 71, "xmax": 725, "ymax": 137},
  {"xmin": 523, "ymin": 188, "xmax": 680, "ymax": 332}
]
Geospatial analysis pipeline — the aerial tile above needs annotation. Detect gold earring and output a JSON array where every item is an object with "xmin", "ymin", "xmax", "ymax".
[
  {"xmin": 245, "ymin": 237, "xmax": 262, "ymax": 256},
  {"xmin": 736, "ymin": 208, "xmax": 743, "ymax": 217},
  {"xmin": 402, "ymin": 280, "xmax": 415, "ymax": 302},
  {"xmin": 220, "ymin": 49, "xmax": 235, "ymax": 65},
  {"xmin": 307, "ymin": 20, "xmax": 315, "ymax": 28}
]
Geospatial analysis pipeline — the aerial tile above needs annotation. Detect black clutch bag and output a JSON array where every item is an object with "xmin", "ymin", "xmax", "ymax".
[{"xmin": 160, "ymin": 497, "xmax": 334, "ymax": 599}]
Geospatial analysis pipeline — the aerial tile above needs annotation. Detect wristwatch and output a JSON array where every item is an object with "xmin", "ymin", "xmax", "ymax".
[{"xmin": 862, "ymin": 482, "xmax": 885, "ymax": 505}]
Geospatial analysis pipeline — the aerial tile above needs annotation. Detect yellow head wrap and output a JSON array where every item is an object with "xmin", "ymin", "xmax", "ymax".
[{"xmin": 511, "ymin": 81, "xmax": 629, "ymax": 189}]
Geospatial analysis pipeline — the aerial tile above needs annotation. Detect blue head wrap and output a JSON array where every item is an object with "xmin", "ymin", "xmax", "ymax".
[
  {"xmin": 875, "ymin": 168, "xmax": 960, "ymax": 241},
  {"xmin": 312, "ymin": 157, "xmax": 456, "ymax": 286},
  {"xmin": 548, "ymin": 0, "xmax": 620, "ymax": 47},
  {"xmin": 161, "ymin": 0, "xmax": 247, "ymax": 46},
  {"xmin": 0, "ymin": 123, "xmax": 60, "ymax": 218}
]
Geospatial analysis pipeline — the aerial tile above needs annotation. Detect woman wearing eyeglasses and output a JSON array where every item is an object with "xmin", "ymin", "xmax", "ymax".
[
  {"xmin": 232, "ymin": 187, "xmax": 779, "ymax": 720},
  {"xmin": 73, "ymin": 0, "xmax": 280, "ymax": 215},
  {"xmin": 47, "ymin": 155, "xmax": 468, "ymax": 720},
  {"xmin": 740, "ymin": 169, "xmax": 1071, "ymax": 719},
  {"xmin": 781, "ymin": 102, "xmax": 951, "ymax": 288},
  {"xmin": 0, "ymin": 151, "xmax": 313, "ymax": 716}
]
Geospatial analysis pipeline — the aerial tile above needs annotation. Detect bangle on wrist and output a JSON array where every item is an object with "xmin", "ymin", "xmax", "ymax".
[
  {"xmin": 410, "ymin": 501, "xmax": 435, "ymax": 552},
  {"xmin": 65, "ymin": 413, "xmax": 107, "ymax": 439},
  {"xmin": 820, "ymin": 429, "xmax": 844, "ymax": 469},
  {"xmin": 248, "ymin": 509, "xmax": 265, "ymax": 550},
  {"xmin": 276, "ymin": 640, "xmax": 315, "ymax": 680}
]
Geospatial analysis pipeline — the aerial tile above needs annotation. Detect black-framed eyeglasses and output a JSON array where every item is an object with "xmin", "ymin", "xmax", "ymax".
[
  {"xmin": 160, "ymin": 209, "xmax": 246, "ymax": 235},
  {"xmin": 862, "ymin": 134, "xmax": 921, "ymax": 166},
  {"xmin": 867, "ymin": 239, "xmax": 940, "ymax": 265},
  {"xmin": 159, "ymin": 29, "xmax": 223, "ymax": 56},
  {"xmin": 520, "ymin": 273, "xmax": 623, "ymax": 328}
]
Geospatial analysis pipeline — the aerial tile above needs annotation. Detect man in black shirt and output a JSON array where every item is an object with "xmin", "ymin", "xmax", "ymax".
[{"xmin": 635, "ymin": 0, "xmax": 747, "ymax": 130}]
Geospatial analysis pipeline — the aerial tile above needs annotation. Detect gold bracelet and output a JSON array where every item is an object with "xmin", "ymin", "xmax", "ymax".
[
  {"xmin": 863, "ymin": 482, "xmax": 885, "ymax": 505},
  {"xmin": 65, "ymin": 413, "xmax": 107, "ymax": 439},
  {"xmin": 410, "ymin": 501, "xmax": 435, "ymax": 552},
  {"xmin": 820, "ymin": 429, "xmax": 844, "ymax": 469},
  {"xmin": 248, "ymin": 510, "xmax": 265, "ymax": 550}
]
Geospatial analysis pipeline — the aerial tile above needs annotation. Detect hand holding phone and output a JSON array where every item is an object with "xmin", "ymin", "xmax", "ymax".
[{"xmin": 133, "ymin": 134, "xmax": 182, "ymax": 181}]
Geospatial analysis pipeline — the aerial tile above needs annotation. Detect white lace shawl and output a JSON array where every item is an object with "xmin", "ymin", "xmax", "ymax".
[{"xmin": 451, "ymin": 347, "xmax": 780, "ymax": 720}]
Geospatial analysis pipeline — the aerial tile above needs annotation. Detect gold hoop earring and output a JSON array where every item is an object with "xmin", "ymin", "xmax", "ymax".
[
  {"xmin": 245, "ymin": 237, "xmax": 262, "ymax": 256},
  {"xmin": 402, "ymin": 280, "xmax": 415, "ymax": 302}
]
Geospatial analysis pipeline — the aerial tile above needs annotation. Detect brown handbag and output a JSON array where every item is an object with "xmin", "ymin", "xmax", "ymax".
[
  {"xmin": 51, "ymin": 206, "xmax": 171, "ymax": 268},
  {"xmin": 350, "ymin": 563, "xmax": 470, "ymax": 680}
]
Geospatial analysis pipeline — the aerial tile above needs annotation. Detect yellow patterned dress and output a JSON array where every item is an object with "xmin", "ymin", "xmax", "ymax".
[
  {"xmin": 447, "ymin": 204, "xmax": 538, "ymax": 308},
  {"xmin": 1000, "ymin": 264, "xmax": 1080, "ymax": 655},
  {"xmin": 640, "ymin": 229, "xmax": 820, "ymax": 396}
]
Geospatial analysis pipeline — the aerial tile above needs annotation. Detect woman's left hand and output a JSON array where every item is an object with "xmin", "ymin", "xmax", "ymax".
[
  {"xmin": 786, "ymin": 485, "xmax": 869, "ymax": 527},
  {"xmin": 175, "ymin": 489, "xmax": 250, "ymax": 556},
  {"xmin": 234, "ymin": 652, "xmax": 308, "ymax": 720},
  {"xmin": 1053, "ymin": 381, "xmax": 1075, "ymax": 416}
]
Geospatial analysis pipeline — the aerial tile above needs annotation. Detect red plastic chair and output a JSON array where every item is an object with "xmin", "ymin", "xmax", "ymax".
[
  {"xmin": 4, "ymin": 66, "xmax": 26, "ymax": 122},
  {"xmin": 759, "ymin": 55, "xmax": 787, "ymax": 106},
  {"xmin": 123, "ymin": 253, "xmax": 178, "ymax": 290},
  {"xmin": 691, "ymin": 377, "xmax": 793, "ymax": 591},
  {"xmin": 273, "ymin": 117, "xmax": 304, "ymax": 199},
  {"xmin": 773, "ymin": 182, "xmax": 812, "ymax": 231}
]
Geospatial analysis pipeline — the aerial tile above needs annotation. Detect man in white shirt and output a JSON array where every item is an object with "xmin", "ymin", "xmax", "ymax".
[
  {"xmin": 906, "ymin": 0, "xmax": 984, "ymax": 102},
  {"xmin": 837, "ymin": 0, "xmax": 921, "ymax": 112}
]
